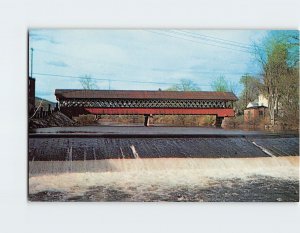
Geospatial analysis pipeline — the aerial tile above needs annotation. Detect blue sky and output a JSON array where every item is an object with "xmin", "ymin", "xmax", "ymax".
[{"xmin": 29, "ymin": 29, "xmax": 268, "ymax": 102}]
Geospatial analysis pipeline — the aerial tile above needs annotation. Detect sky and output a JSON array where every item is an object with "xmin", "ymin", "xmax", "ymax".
[{"xmin": 29, "ymin": 29, "xmax": 268, "ymax": 102}]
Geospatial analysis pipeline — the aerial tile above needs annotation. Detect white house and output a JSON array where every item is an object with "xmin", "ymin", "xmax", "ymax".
[{"xmin": 246, "ymin": 94, "xmax": 269, "ymax": 108}]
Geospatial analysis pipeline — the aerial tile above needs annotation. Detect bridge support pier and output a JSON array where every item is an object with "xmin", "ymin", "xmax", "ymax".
[
  {"xmin": 144, "ymin": 114, "xmax": 153, "ymax": 127},
  {"xmin": 215, "ymin": 116, "xmax": 224, "ymax": 128}
]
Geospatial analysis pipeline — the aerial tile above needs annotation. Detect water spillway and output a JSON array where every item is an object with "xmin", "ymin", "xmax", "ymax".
[{"xmin": 28, "ymin": 136, "xmax": 299, "ymax": 161}]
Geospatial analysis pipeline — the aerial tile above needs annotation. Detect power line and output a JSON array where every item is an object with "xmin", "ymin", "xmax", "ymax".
[
  {"xmin": 180, "ymin": 30, "xmax": 254, "ymax": 48},
  {"xmin": 191, "ymin": 70, "xmax": 261, "ymax": 76},
  {"xmin": 32, "ymin": 72, "xmax": 246, "ymax": 91},
  {"xmin": 32, "ymin": 72, "xmax": 179, "ymax": 85},
  {"xmin": 33, "ymin": 72, "xmax": 243, "ymax": 88},
  {"xmin": 146, "ymin": 30, "xmax": 255, "ymax": 54},
  {"xmin": 149, "ymin": 30, "xmax": 254, "ymax": 54},
  {"xmin": 172, "ymin": 30, "xmax": 253, "ymax": 50},
  {"xmin": 168, "ymin": 30, "xmax": 254, "ymax": 53}
]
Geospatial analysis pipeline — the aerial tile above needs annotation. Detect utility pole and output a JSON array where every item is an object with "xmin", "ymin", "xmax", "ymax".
[
  {"xmin": 108, "ymin": 79, "xmax": 111, "ymax": 90},
  {"xmin": 30, "ymin": 48, "xmax": 34, "ymax": 78}
]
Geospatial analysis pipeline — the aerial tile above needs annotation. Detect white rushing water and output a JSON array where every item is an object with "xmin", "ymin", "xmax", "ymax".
[{"xmin": 29, "ymin": 156, "xmax": 299, "ymax": 198}]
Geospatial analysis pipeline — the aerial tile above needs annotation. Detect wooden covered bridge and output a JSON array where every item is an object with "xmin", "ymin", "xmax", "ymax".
[{"xmin": 55, "ymin": 89, "xmax": 238, "ymax": 127}]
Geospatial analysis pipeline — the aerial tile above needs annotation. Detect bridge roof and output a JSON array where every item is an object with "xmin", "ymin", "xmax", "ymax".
[{"xmin": 55, "ymin": 89, "xmax": 238, "ymax": 101}]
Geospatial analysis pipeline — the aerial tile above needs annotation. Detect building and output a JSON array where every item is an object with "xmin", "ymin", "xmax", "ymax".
[
  {"xmin": 28, "ymin": 77, "xmax": 35, "ymax": 114},
  {"xmin": 244, "ymin": 94, "xmax": 268, "ymax": 123}
]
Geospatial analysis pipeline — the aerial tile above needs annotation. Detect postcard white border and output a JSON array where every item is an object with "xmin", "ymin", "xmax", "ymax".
[{"xmin": 0, "ymin": 0, "xmax": 299, "ymax": 233}]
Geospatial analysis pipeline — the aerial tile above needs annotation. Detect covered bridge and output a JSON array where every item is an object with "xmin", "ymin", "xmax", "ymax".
[{"xmin": 55, "ymin": 89, "xmax": 238, "ymax": 127}]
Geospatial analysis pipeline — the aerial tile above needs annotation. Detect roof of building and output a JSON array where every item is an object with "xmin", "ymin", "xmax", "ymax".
[
  {"xmin": 246, "ymin": 98, "xmax": 269, "ymax": 109},
  {"xmin": 55, "ymin": 89, "xmax": 238, "ymax": 101},
  {"xmin": 246, "ymin": 101, "xmax": 259, "ymax": 108},
  {"xmin": 245, "ymin": 105, "xmax": 268, "ymax": 110}
]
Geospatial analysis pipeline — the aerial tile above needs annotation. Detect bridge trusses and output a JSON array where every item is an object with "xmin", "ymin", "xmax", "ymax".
[{"xmin": 59, "ymin": 98, "xmax": 233, "ymax": 109}]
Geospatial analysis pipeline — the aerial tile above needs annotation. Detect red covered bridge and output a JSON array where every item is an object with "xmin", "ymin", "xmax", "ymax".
[{"xmin": 55, "ymin": 89, "xmax": 238, "ymax": 127}]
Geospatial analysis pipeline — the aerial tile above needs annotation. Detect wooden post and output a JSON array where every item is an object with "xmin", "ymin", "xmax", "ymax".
[{"xmin": 144, "ymin": 114, "xmax": 150, "ymax": 127}]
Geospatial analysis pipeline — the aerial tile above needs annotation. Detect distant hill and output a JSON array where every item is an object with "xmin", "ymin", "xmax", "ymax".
[{"xmin": 35, "ymin": 97, "xmax": 56, "ymax": 110}]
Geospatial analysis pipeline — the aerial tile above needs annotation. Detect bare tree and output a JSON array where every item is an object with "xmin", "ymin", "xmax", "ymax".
[
  {"xmin": 167, "ymin": 79, "xmax": 201, "ymax": 91},
  {"xmin": 80, "ymin": 75, "xmax": 98, "ymax": 90},
  {"xmin": 210, "ymin": 76, "xmax": 237, "ymax": 94},
  {"xmin": 239, "ymin": 74, "xmax": 262, "ymax": 109}
]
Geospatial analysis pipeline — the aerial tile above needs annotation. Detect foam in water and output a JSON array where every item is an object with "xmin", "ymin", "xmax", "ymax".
[{"xmin": 29, "ymin": 157, "xmax": 299, "ymax": 197}]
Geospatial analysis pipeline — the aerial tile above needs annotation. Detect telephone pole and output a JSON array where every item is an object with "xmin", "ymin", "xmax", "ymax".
[{"xmin": 30, "ymin": 48, "xmax": 34, "ymax": 78}]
